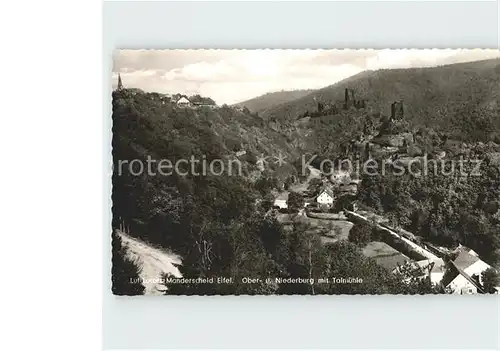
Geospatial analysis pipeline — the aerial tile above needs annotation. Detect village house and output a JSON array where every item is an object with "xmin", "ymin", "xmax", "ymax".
[
  {"xmin": 442, "ymin": 246, "xmax": 492, "ymax": 294},
  {"xmin": 176, "ymin": 96, "xmax": 192, "ymax": 108},
  {"xmin": 442, "ymin": 265, "xmax": 483, "ymax": 294},
  {"xmin": 273, "ymin": 192, "xmax": 289, "ymax": 209},
  {"xmin": 452, "ymin": 247, "xmax": 491, "ymax": 285},
  {"xmin": 316, "ymin": 189, "xmax": 335, "ymax": 207}
]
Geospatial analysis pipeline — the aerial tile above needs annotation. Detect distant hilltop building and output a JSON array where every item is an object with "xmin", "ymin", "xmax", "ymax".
[
  {"xmin": 175, "ymin": 94, "xmax": 217, "ymax": 109},
  {"xmin": 343, "ymin": 88, "xmax": 366, "ymax": 110},
  {"xmin": 192, "ymin": 99, "xmax": 217, "ymax": 109},
  {"xmin": 176, "ymin": 96, "xmax": 192, "ymax": 108},
  {"xmin": 116, "ymin": 73, "xmax": 124, "ymax": 91},
  {"xmin": 344, "ymin": 88, "xmax": 355, "ymax": 108}
]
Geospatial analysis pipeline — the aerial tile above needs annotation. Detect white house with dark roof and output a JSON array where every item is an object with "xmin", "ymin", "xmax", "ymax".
[
  {"xmin": 453, "ymin": 248, "xmax": 491, "ymax": 285},
  {"xmin": 176, "ymin": 96, "xmax": 192, "ymax": 107},
  {"xmin": 443, "ymin": 265, "xmax": 481, "ymax": 294},
  {"xmin": 442, "ymin": 247, "xmax": 492, "ymax": 294},
  {"xmin": 316, "ymin": 189, "xmax": 335, "ymax": 207}
]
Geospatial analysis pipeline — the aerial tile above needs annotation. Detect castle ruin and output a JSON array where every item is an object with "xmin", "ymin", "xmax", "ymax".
[{"xmin": 391, "ymin": 101, "xmax": 404, "ymax": 120}]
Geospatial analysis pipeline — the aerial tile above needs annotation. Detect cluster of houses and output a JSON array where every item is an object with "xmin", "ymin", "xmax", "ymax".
[
  {"xmin": 273, "ymin": 188, "xmax": 337, "ymax": 211},
  {"xmin": 348, "ymin": 209, "xmax": 499, "ymax": 294},
  {"xmin": 273, "ymin": 169, "xmax": 359, "ymax": 211},
  {"xmin": 115, "ymin": 74, "xmax": 218, "ymax": 109},
  {"xmin": 270, "ymin": 161, "xmax": 499, "ymax": 294},
  {"xmin": 394, "ymin": 244, "xmax": 498, "ymax": 294},
  {"xmin": 442, "ymin": 246, "xmax": 494, "ymax": 294},
  {"xmin": 175, "ymin": 95, "xmax": 218, "ymax": 109}
]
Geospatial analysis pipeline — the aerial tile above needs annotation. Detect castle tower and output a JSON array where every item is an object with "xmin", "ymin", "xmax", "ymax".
[
  {"xmin": 313, "ymin": 96, "xmax": 323, "ymax": 112},
  {"xmin": 117, "ymin": 73, "xmax": 124, "ymax": 91},
  {"xmin": 344, "ymin": 88, "xmax": 356, "ymax": 109},
  {"xmin": 391, "ymin": 101, "xmax": 404, "ymax": 120}
]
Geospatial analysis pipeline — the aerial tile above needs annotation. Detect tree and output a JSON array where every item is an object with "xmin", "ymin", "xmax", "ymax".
[
  {"xmin": 481, "ymin": 268, "xmax": 500, "ymax": 293},
  {"xmin": 260, "ymin": 193, "xmax": 275, "ymax": 212},
  {"xmin": 280, "ymin": 220, "xmax": 324, "ymax": 295},
  {"xmin": 288, "ymin": 191, "xmax": 304, "ymax": 213},
  {"xmin": 307, "ymin": 178, "xmax": 323, "ymax": 195},
  {"xmin": 348, "ymin": 222, "xmax": 373, "ymax": 247},
  {"xmin": 333, "ymin": 194, "xmax": 355, "ymax": 213},
  {"xmin": 315, "ymin": 241, "xmax": 417, "ymax": 295},
  {"xmin": 284, "ymin": 177, "xmax": 292, "ymax": 190}
]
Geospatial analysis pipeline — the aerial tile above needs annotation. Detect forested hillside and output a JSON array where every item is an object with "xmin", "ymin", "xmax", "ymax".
[
  {"xmin": 265, "ymin": 58, "xmax": 500, "ymax": 143},
  {"xmin": 357, "ymin": 151, "xmax": 500, "ymax": 265},
  {"xmin": 234, "ymin": 89, "xmax": 314, "ymax": 114},
  {"xmin": 111, "ymin": 89, "xmax": 431, "ymax": 295},
  {"xmin": 253, "ymin": 58, "xmax": 500, "ymax": 267},
  {"xmin": 111, "ymin": 57, "xmax": 500, "ymax": 295}
]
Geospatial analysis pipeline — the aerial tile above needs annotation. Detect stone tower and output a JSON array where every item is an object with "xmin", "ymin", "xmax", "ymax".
[
  {"xmin": 391, "ymin": 101, "xmax": 404, "ymax": 120},
  {"xmin": 343, "ymin": 88, "xmax": 356, "ymax": 109}
]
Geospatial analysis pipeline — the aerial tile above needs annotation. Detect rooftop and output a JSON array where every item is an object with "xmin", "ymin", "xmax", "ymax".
[
  {"xmin": 441, "ymin": 262, "xmax": 485, "ymax": 293},
  {"xmin": 317, "ymin": 188, "xmax": 334, "ymax": 198},
  {"xmin": 453, "ymin": 250, "xmax": 480, "ymax": 271},
  {"xmin": 275, "ymin": 192, "xmax": 289, "ymax": 201}
]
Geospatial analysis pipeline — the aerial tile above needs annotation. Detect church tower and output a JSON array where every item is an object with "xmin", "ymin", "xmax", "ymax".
[{"xmin": 117, "ymin": 73, "xmax": 124, "ymax": 91}]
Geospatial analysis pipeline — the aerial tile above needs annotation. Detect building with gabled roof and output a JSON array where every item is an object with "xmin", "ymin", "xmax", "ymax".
[
  {"xmin": 442, "ymin": 247, "xmax": 492, "ymax": 294},
  {"xmin": 453, "ymin": 248, "xmax": 491, "ymax": 285},
  {"xmin": 442, "ymin": 261, "xmax": 484, "ymax": 295},
  {"xmin": 176, "ymin": 96, "xmax": 192, "ymax": 107},
  {"xmin": 316, "ymin": 188, "xmax": 335, "ymax": 207}
]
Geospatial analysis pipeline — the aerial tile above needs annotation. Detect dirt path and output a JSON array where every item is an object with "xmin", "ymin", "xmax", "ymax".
[{"xmin": 117, "ymin": 231, "xmax": 182, "ymax": 295}]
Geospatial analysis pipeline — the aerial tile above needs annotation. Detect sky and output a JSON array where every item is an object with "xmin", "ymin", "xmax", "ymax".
[{"xmin": 112, "ymin": 49, "xmax": 500, "ymax": 105}]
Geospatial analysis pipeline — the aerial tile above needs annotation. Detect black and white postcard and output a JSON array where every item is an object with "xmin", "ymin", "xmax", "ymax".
[{"xmin": 111, "ymin": 49, "xmax": 500, "ymax": 296}]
